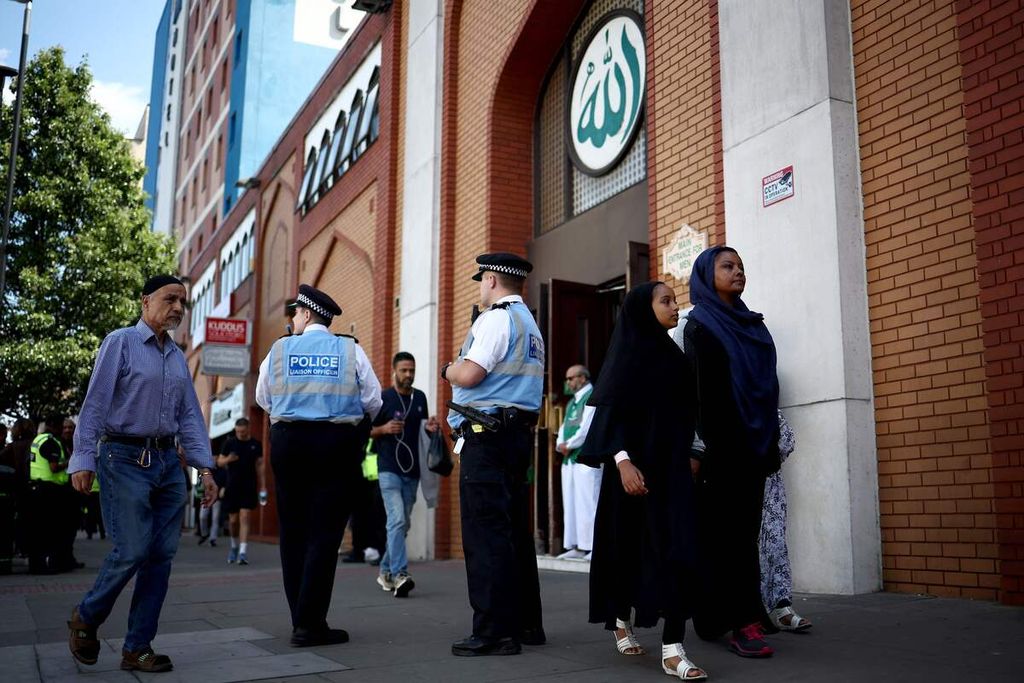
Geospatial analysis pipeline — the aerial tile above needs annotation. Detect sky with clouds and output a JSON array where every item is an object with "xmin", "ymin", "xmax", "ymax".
[{"xmin": 0, "ymin": 0, "xmax": 164, "ymax": 135}]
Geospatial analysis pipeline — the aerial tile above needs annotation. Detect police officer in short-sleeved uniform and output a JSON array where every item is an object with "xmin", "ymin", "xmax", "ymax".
[
  {"xmin": 442, "ymin": 253, "xmax": 546, "ymax": 657},
  {"xmin": 255, "ymin": 285, "xmax": 383, "ymax": 647}
]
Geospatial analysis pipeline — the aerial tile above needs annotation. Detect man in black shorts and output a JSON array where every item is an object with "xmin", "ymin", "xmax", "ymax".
[{"xmin": 217, "ymin": 418, "xmax": 265, "ymax": 565}]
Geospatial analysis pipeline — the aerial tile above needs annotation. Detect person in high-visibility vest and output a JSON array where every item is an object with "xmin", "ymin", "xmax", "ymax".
[
  {"xmin": 70, "ymin": 414, "xmax": 104, "ymax": 542},
  {"xmin": 27, "ymin": 415, "xmax": 76, "ymax": 574}
]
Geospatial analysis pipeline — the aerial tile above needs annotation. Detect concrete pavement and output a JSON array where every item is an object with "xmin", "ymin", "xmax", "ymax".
[{"xmin": 1, "ymin": 534, "xmax": 1022, "ymax": 682}]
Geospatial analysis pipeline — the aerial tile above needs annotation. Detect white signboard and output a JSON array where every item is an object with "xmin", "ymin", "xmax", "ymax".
[
  {"xmin": 663, "ymin": 223, "xmax": 708, "ymax": 282},
  {"xmin": 293, "ymin": 0, "xmax": 366, "ymax": 50},
  {"xmin": 209, "ymin": 383, "xmax": 245, "ymax": 438},
  {"xmin": 762, "ymin": 165, "xmax": 795, "ymax": 207},
  {"xmin": 202, "ymin": 345, "xmax": 251, "ymax": 377},
  {"xmin": 567, "ymin": 10, "xmax": 646, "ymax": 176}
]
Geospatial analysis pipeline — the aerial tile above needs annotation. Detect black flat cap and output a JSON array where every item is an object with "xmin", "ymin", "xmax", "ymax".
[
  {"xmin": 471, "ymin": 252, "xmax": 533, "ymax": 281},
  {"xmin": 287, "ymin": 284, "xmax": 343, "ymax": 320}
]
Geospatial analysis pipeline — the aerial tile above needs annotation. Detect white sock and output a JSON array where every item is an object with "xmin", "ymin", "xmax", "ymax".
[
  {"xmin": 240, "ymin": 542, "xmax": 248, "ymax": 554},
  {"xmin": 231, "ymin": 538, "xmax": 239, "ymax": 549}
]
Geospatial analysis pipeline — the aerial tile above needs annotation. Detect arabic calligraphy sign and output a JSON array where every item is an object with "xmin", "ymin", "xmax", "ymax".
[
  {"xmin": 663, "ymin": 224, "xmax": 707, "ymax": 283},
  {"xmin": 567, "ymin": 10, "xmax": 647, "ymax": 177}
]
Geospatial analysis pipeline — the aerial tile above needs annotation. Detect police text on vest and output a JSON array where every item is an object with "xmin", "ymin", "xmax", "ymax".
[{"xmin": 287, "ymin": 354, "xmax": 341, "ymax": 377}]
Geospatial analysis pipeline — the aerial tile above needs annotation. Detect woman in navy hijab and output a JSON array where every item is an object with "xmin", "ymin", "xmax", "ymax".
[{"xmin": 683, "ymin": 246, "xmax": 781, "ymax": 659}]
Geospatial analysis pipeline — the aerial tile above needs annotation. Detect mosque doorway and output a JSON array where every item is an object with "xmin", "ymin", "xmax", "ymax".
[{"xmin": 532, "ymin": 232, "xmax": 647, "ymax": 554}]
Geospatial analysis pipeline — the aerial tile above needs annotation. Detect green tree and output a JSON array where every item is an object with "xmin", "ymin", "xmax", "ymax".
[{"xmin": 0, "ymin": 47, "xmax": 176, "ymax": 421}]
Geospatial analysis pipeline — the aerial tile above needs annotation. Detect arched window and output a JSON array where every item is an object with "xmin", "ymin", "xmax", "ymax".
[
  {"xmin": 354, "ymin": 69, "xmax": 380, "ymax": 159},
  {"xmin": 246, "ymin": 226, "xmax": 255, "ymax": 270},
  {"xmin": 234, "ymin": 242, "xmax": 243, "ymax": 287},
  {"xmin": 309, "ymin": 131, "xmax": 331, "ymax": 205},
  {"xmin": 297, "ymin": 147, "xmax": 318, "ymax": 211},
  {"xmin": 219, "ymin": 260, "xmax": 229, "ymax": 301},
  {"xmin": 533, "ymin": 0, "xmax": 647, "ymax": 234},
  {"xmin": 324, "ymin": 110, "xmax": 348, "ymax": 185},
  {"xmin": 335, "ymin": 91, "xmax": 364, "ymax": 178},
  {"xmin": 315, "ymin": 130, "xmax": 333, "ymax": 196},
  {"xmin": 240, "ymin": 234, "xmax": 249, "ymax": 281}
]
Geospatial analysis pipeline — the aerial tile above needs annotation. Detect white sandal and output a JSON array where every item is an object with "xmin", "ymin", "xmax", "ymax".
[
  {"xmin": 769, "ymin": 605, "xmax": 812, "ymax": 632},
  {"xmin": 614, "ymin": 616, "xmax": 645, "ymax": 655},
  {"xmin": 661, "ymin": 643, "xmax": 708, "ymax": 680}
]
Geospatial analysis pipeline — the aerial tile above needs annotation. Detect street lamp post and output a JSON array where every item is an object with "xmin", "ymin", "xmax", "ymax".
[{"xmin": 0, "ymin": 0, "xmax": 33, "ymax": 319}]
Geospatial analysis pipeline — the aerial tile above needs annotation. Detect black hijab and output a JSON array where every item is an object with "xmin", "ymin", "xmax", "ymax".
[
  {"xmin": 688, "ymin": 246, "xmax": 779, "ymax": 459},
  {"xmin": 589, "ymin": 281, "xmax": 688, "ymax": 409}
]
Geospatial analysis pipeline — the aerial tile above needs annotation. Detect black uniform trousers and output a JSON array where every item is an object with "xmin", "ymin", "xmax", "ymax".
[
  {"xmin": 459, "ymin": 424, "xmax": 543, "ymax": 640},
  {"xmin": 271, "ymin": 421, "xmax": 361, "ymax": 632},
  {"xmin": 25, "ymin": 480, "xmax": 79, "ymax": 572},
  {"xmin": 0, "ymin": 467, "xmax": 17, "ymax": 570}
]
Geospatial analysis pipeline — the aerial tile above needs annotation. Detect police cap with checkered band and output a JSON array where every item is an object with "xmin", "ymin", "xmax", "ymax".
[
  {"xmin": 471, "ymin": 252, "xmax": 534, "ymax": 281},
  {"xmin": 287, "ymin": 284, "xmax": 342, "ymax": 322}
]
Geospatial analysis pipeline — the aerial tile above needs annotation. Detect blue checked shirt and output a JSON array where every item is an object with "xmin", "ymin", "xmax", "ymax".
[{"xmin": 69, "ymin": 319, "xmax": 214, "ymax": 473}]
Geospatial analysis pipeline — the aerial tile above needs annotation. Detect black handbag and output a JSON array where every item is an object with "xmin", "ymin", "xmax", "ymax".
[{"xmin": 427, "ymin": 430, "xmax": 454, "ymax": 477}]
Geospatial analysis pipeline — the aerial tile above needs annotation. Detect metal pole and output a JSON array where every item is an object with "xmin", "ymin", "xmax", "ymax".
[{"xmin": 0, "ymin": 0, "xmax": 32, "ymax": 318}]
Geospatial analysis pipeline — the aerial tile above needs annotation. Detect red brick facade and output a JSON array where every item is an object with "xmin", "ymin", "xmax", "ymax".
[
  {"xmin": 956, "ymin": 0, "xmax": 1024, "ymax": 605},
  {"xmin": 174, "ymin": 1, "xmax": 1022, "ymax": 601},
  {"xmin": 852, "ymin": 0, "xmax": 997, "ymax": 600},
  {"xmin": 180, "ymin": 10, "xmax": 400, "ymax": 540}
]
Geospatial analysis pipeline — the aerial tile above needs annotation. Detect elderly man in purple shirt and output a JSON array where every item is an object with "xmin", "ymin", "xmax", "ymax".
[{"xmin": 66, "ymin": 275, "xmax": 217, "ymax": 673}]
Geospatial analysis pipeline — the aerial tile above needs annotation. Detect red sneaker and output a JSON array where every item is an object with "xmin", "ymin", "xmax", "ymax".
[{"xmin": 728, "ymin": 622, "xmax": 774, "ymax": 658}]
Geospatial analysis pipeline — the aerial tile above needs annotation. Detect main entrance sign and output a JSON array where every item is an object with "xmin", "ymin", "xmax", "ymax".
[{"xmin": 567, "ymin": 10, "xmax": 646, "ymax": 177}]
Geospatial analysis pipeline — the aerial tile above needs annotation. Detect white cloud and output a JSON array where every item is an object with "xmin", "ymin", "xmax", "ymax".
[
  {"xmin": 0, "ymin": 48, "xmax": 11, "ymax": 64},
  {"xmin": 90, "ymin": 80, "xmax": 148, "ymax": 136}
]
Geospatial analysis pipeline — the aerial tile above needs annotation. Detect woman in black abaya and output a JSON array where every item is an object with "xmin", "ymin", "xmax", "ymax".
[{"xmin": 578, "ymin": 282, "xmax": 706, "ymax": 681}]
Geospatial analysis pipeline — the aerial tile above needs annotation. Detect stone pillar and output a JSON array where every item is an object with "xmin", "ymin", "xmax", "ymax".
[
  {"xmin": 400, "ymin": 0, "xmax": 444, "ymax": 562},
  {"xmin": 718, "ymin": 0, "xmax": 881, "ymax": 593}
]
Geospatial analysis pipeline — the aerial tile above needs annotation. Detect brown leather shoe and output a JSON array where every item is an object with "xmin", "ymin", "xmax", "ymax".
[
  {"xmin": 67, "ymin": 607, "xmax": 100, "ymax": 665},
  {"xmin": 120, "ymin": 647, "xmax": 173, "ymax": 672}
]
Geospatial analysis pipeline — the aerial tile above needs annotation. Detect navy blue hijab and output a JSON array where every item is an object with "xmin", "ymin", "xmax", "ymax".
[{"xmin": 688, "ymin": 246, "xmax": 779, "ymax": 459}]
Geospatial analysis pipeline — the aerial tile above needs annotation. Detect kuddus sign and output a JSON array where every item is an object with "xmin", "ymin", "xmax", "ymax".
[{"xmin": 567, "ymin": 10, "xmax": 647, "ymax": 177}]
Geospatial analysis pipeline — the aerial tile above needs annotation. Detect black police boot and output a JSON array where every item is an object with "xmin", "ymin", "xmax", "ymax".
[
  {"xmin": 451, "ymin": 635, "xmax": 521, "ymax": 657},
  {"xmin": 520, "ymin": 627, "xmax": 546, "ymax": 646},
  {"xmin": 290, "ymin": 627, "xmax": 350, "ymax": 647}
]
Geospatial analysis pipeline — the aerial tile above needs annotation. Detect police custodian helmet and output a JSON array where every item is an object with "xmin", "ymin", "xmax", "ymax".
[
  {"xmin": 471, "ymin": 252, "xmax": 533, "ymax": 281},
  {"xmin": 287, "ymin": 284, "xmax": 343, "ymax": 322}
]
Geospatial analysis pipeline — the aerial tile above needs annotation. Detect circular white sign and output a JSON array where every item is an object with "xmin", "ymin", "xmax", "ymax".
[{"xmin": 567, "ymin": 11, "xmax": 647, "ymax": 176}]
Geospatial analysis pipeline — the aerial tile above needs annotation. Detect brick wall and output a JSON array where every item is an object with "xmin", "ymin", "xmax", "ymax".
[
  {"xmin": 436, "ymin": 0, "xmax": 462, "ymax": 559},
  {"xmin": 438, "ymin": 0, "xmax": 594, "ymax": 558},
  {"xmin": 391, "ymin": 2, "xmax": 407, "ymax": 360},
  {"xmin": 956, "ymin": 0, "xmax": 1024, "ymax": 605},
  {"xmin": 852, "ymin": 0, "xmax": 998, "ymax": 599},
  {"xmin": 176, "ymin": 9, "xmax": 397, "ymax": 540},
  {"xmin": 646, "ymin": 0, "xmax": 723, "ymax": 293},
  {"xmin": 305, "ymin": 183, "xmax": 378, "ymax": 359},
  {"xmin": 437, "ymin": 0, "xmax": 533, "ymax": 558}
]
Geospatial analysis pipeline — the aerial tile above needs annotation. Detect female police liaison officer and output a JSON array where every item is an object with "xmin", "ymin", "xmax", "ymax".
[
  {"xmin": 255, "ymin": 284, "xmax": 382, "ymax": 647},
  {"xmin": 441, "ymin": 253, "xmax": 545, "ymax": 657}
]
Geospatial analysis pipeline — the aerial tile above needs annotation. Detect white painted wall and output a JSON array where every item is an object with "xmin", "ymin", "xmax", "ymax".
[
  {"xmin": 718, "ymin": 0, "xmax": 880, "ymax": 594},
  {"xmin": 399, "ymin": 0, "xmax": 445, "ymax": 562}
]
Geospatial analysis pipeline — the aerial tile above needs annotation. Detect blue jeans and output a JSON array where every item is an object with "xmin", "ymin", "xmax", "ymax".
[
  {"xmin": 378, "ymin": 471, "xmax": 418, "ymax": 576},
  {"xmin": 78, "ymin": 443, "xmax": 186, "ymax": 652}
]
